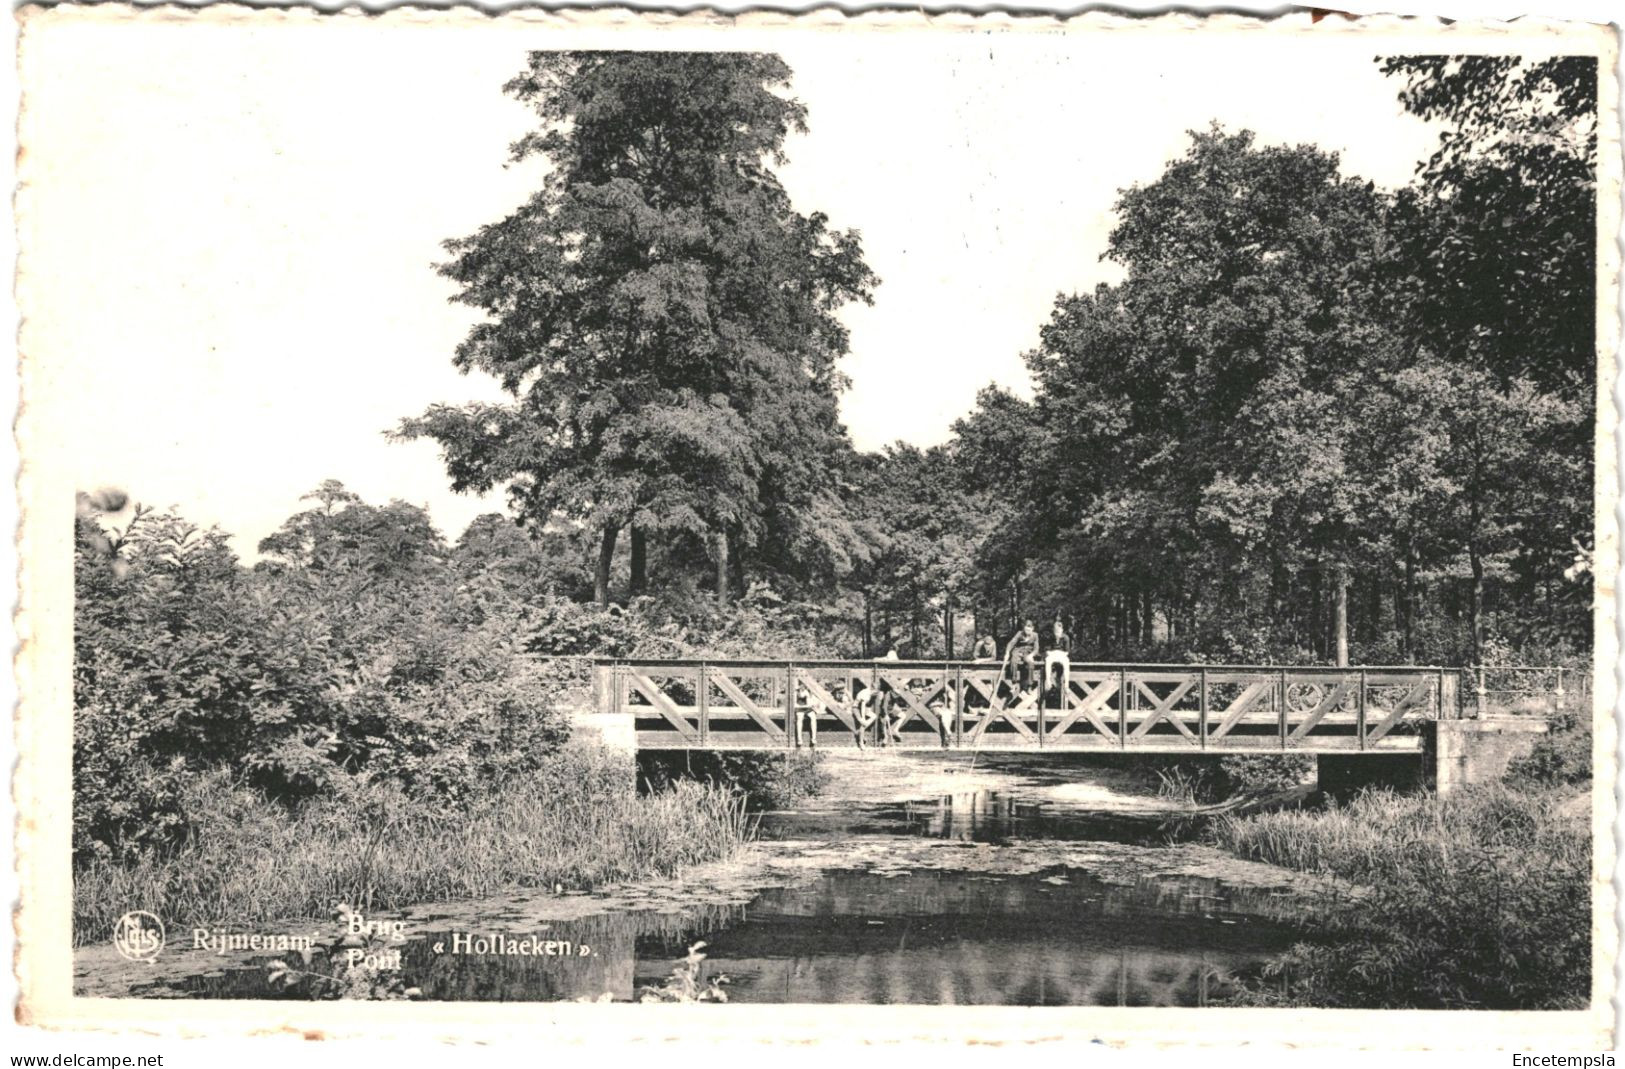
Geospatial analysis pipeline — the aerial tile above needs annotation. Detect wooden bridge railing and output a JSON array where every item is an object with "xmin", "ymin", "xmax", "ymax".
[{"xmin": 595, "ymin": 659, "xmax": 1464, "ymax": 753}]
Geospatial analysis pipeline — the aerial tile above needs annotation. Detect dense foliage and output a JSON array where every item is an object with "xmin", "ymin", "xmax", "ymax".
[
  {"xmin": 1506, "ymin": 709, "xmax": 1594, "ymax": 788},
  {"xmin": 73, "ymin": 482, "xmax": 863, "ymax": 864},
  {"xmin": 639, "ymin": 751, "xmax": 828, "ymax": 811},
  {"xmin": 1141, "ymin": 754, "xmax": 1314, "ymax": 805},
  {"xmin": 954, "ymin": 58, "xmax": 1596, "ymax": 667}
]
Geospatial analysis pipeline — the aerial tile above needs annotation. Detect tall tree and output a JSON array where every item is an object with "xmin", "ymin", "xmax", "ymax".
[
  {"xmin": 948, "ymin": 385, "xmax": 1044, "ymax": 640},
  {"xmin": 1026, "ymin": 128, "xmax": 1403, "ymax": 661},
  {"xmin": 1380, "ymin": 56, "xmax": 1597, "ymax": 402},
  {"xmin": 399, "ymin": 52, "xmax": 876, "ymax": 605},
  {"xmin": 1380, "ymin": 55, "xmax": 1597, "ymax": 654},
  {"xmin": 847, "ymin": 444, "xmax": 984, "ymax": 656}
]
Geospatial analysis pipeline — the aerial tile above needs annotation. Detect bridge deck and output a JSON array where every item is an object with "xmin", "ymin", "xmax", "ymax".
[{"xmin": 597, "ymin": 659, "xmax": 1461, "ymax": 754}]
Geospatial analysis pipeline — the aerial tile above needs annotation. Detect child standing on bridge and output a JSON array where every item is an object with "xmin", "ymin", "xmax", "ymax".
[{"xmin": 795, "ymin": 681, "xmax": 818, "ymax": 748}]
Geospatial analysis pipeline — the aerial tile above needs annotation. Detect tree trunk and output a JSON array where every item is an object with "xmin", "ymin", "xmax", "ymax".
[
  {"xmin": 1402, "ymin": 543, "xmax": 1416, "ymax": 661},
  {"xmin": 1307, "ymin": 567, "xmax": 1322, "ymax": 660},
  {"xmin": 713, "ymin": 530, "xmax": 730, "ymax": 603},
  {"xmin": 1333, "ymin": 561, "xmax": 1349, "ymax": 667},
  {"xmin": 1468, "ymin": 542, "xmax": 1484, "ymax": 664},
  {"xmin": 629, "ymin": 526, "xmax": 647, "ymax": 596},
  {"xmin": 595, "ymin": 523, "xmax": 619, "ymax": 608},
  {"xmin": 1140, "ymin": 589, "xmax": 1153, "ymax": 646},
  {"xmin": 864, "ymin": 600, "xmax": 874, "ymax": 658},
  {"xmin": 944, "ymin": 603, "xmax": 955, "ymax": 659},
  {"xmin": 1372, "ymin": 574, "xmax": 1384, "ymax": 643}
]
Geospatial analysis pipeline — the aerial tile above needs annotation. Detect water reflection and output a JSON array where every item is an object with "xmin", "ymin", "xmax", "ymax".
[
  {"xmin": 139, "ymin": 865, "xmax": 1295, "ymax": 1006},
  {"xmin": 140, "ymin": 906, "xmax": 737, "ymax": 1002},
  {"xmin": 636, "ymin": 867, "xmax": 1297, "ymax": 1006},
  {"xmin": 759, "ymin": 789, "xmax": 1179, "ymax": 844}
]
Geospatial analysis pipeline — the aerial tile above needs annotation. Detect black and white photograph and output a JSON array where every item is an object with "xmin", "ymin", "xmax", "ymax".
[{"xmin": 10, "ymin": 5, "xmax": 1619, "ymax": 1049}]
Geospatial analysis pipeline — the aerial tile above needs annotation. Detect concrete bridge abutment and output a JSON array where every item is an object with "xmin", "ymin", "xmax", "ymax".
[
  {"xmin": 1423, "ymin": 717, "xmax": 1548, "ymax": 795},
  {"xmin": 1317, "ymin": 717, "xmax": 1548, "ymax": 798}
]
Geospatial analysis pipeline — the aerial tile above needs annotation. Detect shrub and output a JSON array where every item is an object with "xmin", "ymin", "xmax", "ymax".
[
  {"xmin": 1136, "ymin": 754, "xmax": 1312, "ymax": 804},
  {"xmin": 1507, "ymin": 710, "xmax": 1592, "ymax": 788},
  {"xmin": 73, "ymin": 490, "xmax": 573, "ymax": 861},
  {"xmin": 1217, "ymin": 754, "xmax": 1314, "ymax": 796},
  {"xmin": 639, "ymin": 750, "xmax": 828, "ymax": 810}
]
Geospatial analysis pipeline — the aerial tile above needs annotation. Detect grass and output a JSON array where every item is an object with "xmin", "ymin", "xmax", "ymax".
[
  {"xmin": 74, "ymin": 742, "xmax": 753, "ymax": 944},
  {"xmin": 1210, "ymin": 785, "xmax": 1591, "ymax": 1008}
]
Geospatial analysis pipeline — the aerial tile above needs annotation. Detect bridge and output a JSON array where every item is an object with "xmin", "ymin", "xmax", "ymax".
[{"xmin": 594, "ymin": 659, "xmax": 1465, "ymax": 755}]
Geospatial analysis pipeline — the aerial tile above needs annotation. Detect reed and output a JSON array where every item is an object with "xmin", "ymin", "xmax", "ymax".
[
  {"xmin": 73, "ymin": 744, "xmax": 752, "ymax": 944},
  {"xmin": 1210, "ymin": 785, "xmax": 1576, "ymax": 878},
  {"xmin": 1210, "ymin": 785, "xmax": 1591, "ymax": 1008}
]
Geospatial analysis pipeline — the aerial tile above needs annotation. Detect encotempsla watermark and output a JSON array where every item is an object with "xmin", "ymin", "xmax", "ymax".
[
  {"xmin": 112, "ymin": 912, "xmax": 164, "ymax": 963},
  {"xmin": 1512, "ymin": 1058, "xmax": 1616, "ymax": 1067}
]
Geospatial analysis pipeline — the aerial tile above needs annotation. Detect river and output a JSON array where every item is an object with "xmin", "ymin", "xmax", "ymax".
[{"xmin": 82, "ymin": 753, "xmax": 1329, "ymax": 1005}]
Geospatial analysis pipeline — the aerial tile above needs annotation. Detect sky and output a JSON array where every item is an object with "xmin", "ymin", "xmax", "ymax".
[{"xmin": 20, "ymin": 16, "xmax": 1460, "ymax": 556}]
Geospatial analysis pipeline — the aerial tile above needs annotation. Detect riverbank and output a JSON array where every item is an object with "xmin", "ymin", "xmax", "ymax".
[
  {"xmin": 1208, "ymin": 781, "xmax": 1591, "ymax": 1008},
  {"xmin": 77, "ymin": 751, "xmax": 1342, "ymax": 1001},
  {"xmin": 73, "ymin": 743, "xmax": 750, "ymax": 946},
  {"xmin": 75, "ymin": 818, "xmax": 1338, "ymax": 999},
  {"xmin": 75, "ymin": 748, "xmax": 1590, "ymax": 1007}
]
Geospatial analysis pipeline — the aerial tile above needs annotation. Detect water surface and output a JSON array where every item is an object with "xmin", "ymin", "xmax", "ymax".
[{"xmin": 114, "ymin": 755, "xmax": 1317, "ymax": 1005}]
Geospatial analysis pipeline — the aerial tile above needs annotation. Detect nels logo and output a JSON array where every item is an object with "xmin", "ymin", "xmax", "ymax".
[{"xmin": 113, "ymin": 911, "xmax": 165, "ymax": 963}]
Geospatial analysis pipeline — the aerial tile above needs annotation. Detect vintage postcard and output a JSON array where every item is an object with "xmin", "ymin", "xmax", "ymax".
[{"xmin": 11, "ymin": 4, "xmax": 1621, "ymax": 1049}]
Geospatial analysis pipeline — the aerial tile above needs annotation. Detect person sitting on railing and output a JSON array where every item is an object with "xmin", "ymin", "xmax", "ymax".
[
  {"xmin": 877, "ymin": 645, "xmax": 903, "ymax": 746},
  {"xmin": 1042, "ymin": 619, "xmax": 1071, "ymax": 710},
  {"xmin": 887, "ymin": 671, "xmax": 950, "ymax": 748},
  {"xmin": 1004, "ymin": 620, "xmax": 1040, "ymax": 696},
  {"xmin": 972, "ymin": 633, "xmax": 998, "ymax": 662}
]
